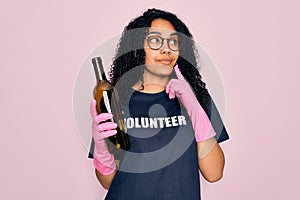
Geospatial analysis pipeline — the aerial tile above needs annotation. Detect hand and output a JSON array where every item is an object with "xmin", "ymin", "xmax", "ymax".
[
  {"xmin": 166, "ymin": 65, "xmax": 216, "ymax": 142},
  {"xmin": 90, "ymin": 99, "xmax": 117, "ymax": 175}
]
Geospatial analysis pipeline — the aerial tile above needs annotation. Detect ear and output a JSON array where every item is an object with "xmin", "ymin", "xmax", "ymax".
[{"xmin": 133, "ymin": 49, "xmax": 137, "ymax": 57}]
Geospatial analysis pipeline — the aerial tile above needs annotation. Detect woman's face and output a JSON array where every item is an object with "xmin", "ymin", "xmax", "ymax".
[{"xmin": 144, "ymin": 18, "xmax": 179, "ymax": 77}]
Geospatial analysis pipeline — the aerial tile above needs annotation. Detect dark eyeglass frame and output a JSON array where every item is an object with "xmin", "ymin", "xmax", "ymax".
[{"xmin": 146, "ymin": 35, "xmax": 182, "ymax": 51}]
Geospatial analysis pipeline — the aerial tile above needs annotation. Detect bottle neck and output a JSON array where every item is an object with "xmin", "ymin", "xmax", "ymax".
[{"xmin": 92, "ymin": 57, "xmax": 107, "ymax": 82}]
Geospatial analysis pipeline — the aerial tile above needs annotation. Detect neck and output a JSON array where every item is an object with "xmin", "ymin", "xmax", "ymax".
[
  {"xmin": 144, "ymin": 72, "xmax": 170, "ymax": 87},
  {"xmin": 132, "ymin": 71, "xmax": 171, "ymax": 93}
]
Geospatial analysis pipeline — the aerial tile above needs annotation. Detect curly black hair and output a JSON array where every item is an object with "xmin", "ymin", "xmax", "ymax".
[{"xmin": 109, "ymin": 8, "xmax": 212, "ymax": 114}]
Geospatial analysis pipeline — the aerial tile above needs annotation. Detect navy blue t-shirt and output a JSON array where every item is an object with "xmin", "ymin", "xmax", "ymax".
[
  {"xmin": 105, "ymin": 90, "xmax": 200, "ymax": 200},
  {"xmin": 89, "ymin": 90, "xmax": 229, "ymax": 200}
]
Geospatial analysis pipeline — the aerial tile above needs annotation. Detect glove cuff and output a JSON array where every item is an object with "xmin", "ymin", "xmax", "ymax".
[
  {"xmin": 192, "ymin": 103, "xmax": 217, "ymax": 142},
  {"xmin": 93, "ymin": 153, "xmax": 116, "ymax": 175},
  {"xmin": 93, "ymin": 140, "xmax": 116, "ymax": 175}
]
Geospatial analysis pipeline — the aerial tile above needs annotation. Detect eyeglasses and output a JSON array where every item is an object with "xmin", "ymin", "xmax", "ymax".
[{"xmin": 146, "ymin": 35, "xmax": 181, "ymax": 51}]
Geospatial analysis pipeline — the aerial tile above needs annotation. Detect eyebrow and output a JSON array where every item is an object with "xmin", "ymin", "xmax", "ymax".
[
  {"xmin": 148, "ymin": 31, "xmax": 161, "ymax": 35},
  {"xmin": 148, "ymin": 31, "xmax": 178, "ymax": 37}
]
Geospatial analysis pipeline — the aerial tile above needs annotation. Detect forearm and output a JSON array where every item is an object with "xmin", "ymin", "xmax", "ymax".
[
  {"xmin": 90, "ymin": 100, "xmax": 118, "ymax": 190},
  {"xmin": 93, "ymin": 153, "xmax": 117, "ymax": 190},
  {"xmin": 197, "ymin": 138, "xmax": 225, "ymax": 183},
  {"xmin": 95, "ymin": 168, "xmax": 116, "ymax": 190}
]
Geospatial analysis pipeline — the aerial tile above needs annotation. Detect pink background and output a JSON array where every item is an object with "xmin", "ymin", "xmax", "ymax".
[{"xmin": 1, "ymin": 0, "xmax": 299, "ymax": 199}]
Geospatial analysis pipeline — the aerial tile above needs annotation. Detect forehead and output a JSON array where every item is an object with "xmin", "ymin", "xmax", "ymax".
[{"xmin": 148, "ymin": 19, "xmax": 177, "ymax": 36}]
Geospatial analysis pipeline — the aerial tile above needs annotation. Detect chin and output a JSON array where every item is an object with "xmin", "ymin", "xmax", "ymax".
[
  {"xmin": 144, "ymin": 63, "xmax": 174, "ymax": 77},
  {"xmin": 157, "ymin": 67, "xmax": 173, "ymax": 76},
  {"xmin": 155, "ymin": 66, "xmax": 173, "ymax": 76}
]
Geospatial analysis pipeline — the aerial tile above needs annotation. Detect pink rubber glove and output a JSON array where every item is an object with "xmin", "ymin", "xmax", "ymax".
[
  {"xmin": 166, "ymin": 65, "xmax": 216, "ymax": 142},
  {"xmin": 90, "ymin": 99, "xmax": 117, "ymax": 175}
]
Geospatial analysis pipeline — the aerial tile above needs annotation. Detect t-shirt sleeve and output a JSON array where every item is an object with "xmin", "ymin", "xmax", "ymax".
[{"xmin": 205, "ymin": 92, "xmax": 230, "ymax": 143}]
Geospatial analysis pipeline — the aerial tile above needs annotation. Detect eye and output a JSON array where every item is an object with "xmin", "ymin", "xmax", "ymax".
[
  {"xmin": 148, "ymin": 36, "xmax": 162, "ymax": 44},
  {"xmin": 169, "ymin": 37, "xmax": 178, "ymax": 45}
]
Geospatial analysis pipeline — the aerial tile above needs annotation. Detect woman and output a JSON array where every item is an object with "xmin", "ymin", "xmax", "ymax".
[{"xmin": 90, "ymin": 8, "xmax": 229, "ymax": 199}]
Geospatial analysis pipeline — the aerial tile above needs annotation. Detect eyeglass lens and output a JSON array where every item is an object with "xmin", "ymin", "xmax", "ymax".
[{"xmin": 147, "ymin": 35, "xmax": 180, "ymax": 51}]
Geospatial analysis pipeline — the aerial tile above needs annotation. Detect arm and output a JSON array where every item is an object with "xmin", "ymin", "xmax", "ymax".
[
  {"xmin": 197, "ymin": 138, "xmax": 225, "ymax": 183},
  {"xmin": 166, "ymin": 65, "xmax": 226, "ymax": 182},
  {"xmin": 90, "ymin": 100, "xmax": 118, "ymax": 190},
  {"xmin": 95, "ymin": 169, "xmax": 117, "ymax": 190}
]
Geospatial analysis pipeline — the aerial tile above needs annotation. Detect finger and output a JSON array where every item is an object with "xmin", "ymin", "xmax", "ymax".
[
  {"xmin": 90, "ymin": 99, "xmax": 98, "ymax": 117},
  {"xmin": 94, "ymin": 113, "xmax": 114, "ymax": 124},
  {"xmin": 102, "ymin": 130, "xmax": 118, "ymax": 138},
  {"xmin": 166, "ymin": 79, "xmax": 182, "ymax": 90},
  {"xmin": 166, "ymin": 79, "xmax": 178, "ymax": 98},
  {"xmin": 169, "ymin": 90, "xmax": 176, "ymax": 99},
  {"xmin": 98, "ymin": 122, "xmax": 118, "ymax": 132},
  {"xmin": 166, "ymin": 79, "xmax": 178, "ymax": 92},
  {"xmin": 172, "ymin": 84, "xmax": 183, "ymax": 95},
  {"xmin": 93, "ymin": 129, "xmax": 117, "ymax": 141},
  {"xmin": 174, "ymin": 65, "xmax": 185, "ymax": 81},
  {"xmin": 166, "ymin": 86, "xmax": 175, "ymax": 99}
]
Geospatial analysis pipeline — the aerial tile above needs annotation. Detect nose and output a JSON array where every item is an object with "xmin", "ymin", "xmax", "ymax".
[
  {"xmin": 160, "ymin": 38, "xmax": 170, "ymax": 54},
  {"xmin": 161, "ymin": 48, "xmax": 171, "ymax": 54},
  {"xmin": 160, "ymin": 42, "xmax": 171, "ymax": 54}
]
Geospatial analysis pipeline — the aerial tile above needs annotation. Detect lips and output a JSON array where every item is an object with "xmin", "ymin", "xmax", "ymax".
[{"xmin": 159, "ymin": 59, "xmax": 172, "ymax": 65}]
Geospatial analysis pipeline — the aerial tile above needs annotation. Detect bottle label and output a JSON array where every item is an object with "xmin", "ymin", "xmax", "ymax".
[{"xmin": 103, "ymin": 91, "xmax": 114, "ymax": 123}]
